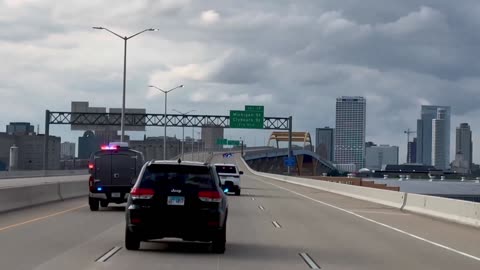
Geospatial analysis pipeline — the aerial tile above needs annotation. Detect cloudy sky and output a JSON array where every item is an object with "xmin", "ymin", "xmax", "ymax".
[{"xmin": 1, "ymin": 0, "xmax": 480, "ymax": 163}]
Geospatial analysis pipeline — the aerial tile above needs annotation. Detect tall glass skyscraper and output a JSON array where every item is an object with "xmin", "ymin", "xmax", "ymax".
[
  {"xmin": 456, "ymin": 123, "xmax": 473, "ymax": 169},
  {"xmin": 334, "ymin": 96, "xmax": 366, "ymax": 170},
  {"xmin": 432, "ymin": 108, "xmax": 448, "ymax": 169},
  {"xmin": 315, "ymin": 127, "xmax": 334, "ymax": 162},
  {"xmin": 416, "ymin": 105, "xmax": 451, "ymax": 167}
]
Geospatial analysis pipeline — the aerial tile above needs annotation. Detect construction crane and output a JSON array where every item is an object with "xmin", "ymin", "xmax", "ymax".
[{"xmin": 404, "ymin": 128, "xmax": 416, "ymax": 163}]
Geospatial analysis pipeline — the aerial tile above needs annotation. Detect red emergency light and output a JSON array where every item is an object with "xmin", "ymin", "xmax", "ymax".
[
  {"xmin": 88, "ymin": 163, "xmax": 94, "ymax": 169},
  {"xmin": 101, "ymin": 145, "xmax": 118, "ymax": 150}
]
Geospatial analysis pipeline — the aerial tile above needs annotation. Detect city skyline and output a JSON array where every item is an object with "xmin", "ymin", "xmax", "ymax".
[{"xmin": 1, "ymin": 97, "xmax": 476, "ymax": 169}]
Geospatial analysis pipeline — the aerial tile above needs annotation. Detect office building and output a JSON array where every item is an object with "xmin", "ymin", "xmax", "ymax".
[
  {"xmin": 71, "ymin": 101, "xmax": 145, "ymax": 142},
  {"xmin": 95, "ymin": 129, "xmax": 120, "ymax": 144},
  {"xmin": 6, "ymin": 122, "xmax": 35, "ymax": 135},
  {"xmin": 456, "ymin": 123, "xmax": 472, "ymax": 170},
  {"xmin": 365, "ymin": 145, "xmax": 399, "ymax": 170},
  {"xmin": 16, "ymin": 135, "xmax": 61, "ymax": 170},
  {"xmin": 432, "ymin": 108, "xmax": 449, "ymax": 170},
  {"xmin": 0, "ymin": 134, "xmax": 14, "ymax": 170},
  {"xmin": 407, "ymin": 138, "xmax": 417, "ymax": 163},
  {"xmin": 201, "ymin": 123, "xmax": 224, "ymax": 151},
  {"xmin": 334, "ymin": 96, "xmax": 366, "ymax": 170},
  {"xmin": 452, "ymin": 152, "xmax": 470, "ymax": 174},
  {"xmin": 61, "ymin": 142, "xmax": 76, "ymax": 159},
  {"xmin": 315, "ymin": 127, "xmax": 334, "ymax": 161},
  {"xmin": 416, "ymin": 105, "xmax": 451, "ymax": 166},
  {"xmin": 0, "ymin": 133, "xmax": 60, "ymax": 170},
  {"xmin": 78, "ymin": 131, "xmax": 99, "ymax": 159},
  {"xmin": 130, "ymin": 136, "xmax": 181, "ymax": 160}
]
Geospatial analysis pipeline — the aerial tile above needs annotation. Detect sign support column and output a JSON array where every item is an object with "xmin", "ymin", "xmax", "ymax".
[
  {"xmin": 287, "ymin": 116, "xmax": 293, "ymax": 175},
  {"xmin": 43, "ymin": 110, "xmax": 50, "ymax": 171}
]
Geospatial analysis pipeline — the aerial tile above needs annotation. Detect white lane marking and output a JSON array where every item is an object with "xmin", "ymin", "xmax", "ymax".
[
  {"xmin": 96, "ymin": 246, "xmax": 122, "ymax": 262},
  {"xmin": 258, "ymin": 205, "xmax": 265, "ymax": 211},
  {"xmin": 351, "ymin": 210, "xmax": 411, "ymax": 216},
  {"xmin": 258, "ymin": 178, "xmax": 480, "ymax": 263},
  {"xmin": 299, "ymin": 252, "xmax": 321, "ymax": 269},
  {"xmin": 272, "ymin": 221, "xmax": 282, "ymax": 228},
  {"xmin": 251, "ymin": 197, "xmax": 255, "ymax": 201}
]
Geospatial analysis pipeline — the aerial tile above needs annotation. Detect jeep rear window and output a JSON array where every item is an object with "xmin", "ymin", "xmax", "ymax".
[
  {"xmin": 216, "ymin": 165, "xmax": 237, "ymax": 174},
  {"xmin": 140, "ymin": 164, "xmax": 215, "ymax": 189}
]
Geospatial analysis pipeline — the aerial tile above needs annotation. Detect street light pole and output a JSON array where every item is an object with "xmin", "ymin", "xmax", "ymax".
[
  {"xmin": 93, "ymin": 26, "xmax": 158, "ymax": 142},
  {"xmin": 173, "ymin": 109, "xmax": 196, "ymax": 160},
  {"xmin": 164, "ymin": 91, "xmax": 167, "ymax": 159},
  {"xmin": 122, "ymin": 38, "xmax": 127, "ymax": 141},
  {"xmin": 149, "ymin": 85, "xmax": 184, "ymax": 160},
  {"xmin": 181, "ymin": 117, "xmax": 184, "ymax": 159},
  {"xmin": 192, "ymin": 127, "xmax": 195, "ymax": 160},
  {"xmin": 197, "ymin": 131, "xmax": 201, "ymax": 161}
]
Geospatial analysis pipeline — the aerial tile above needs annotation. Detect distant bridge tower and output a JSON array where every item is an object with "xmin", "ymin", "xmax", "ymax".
[{"xmin": 268, "ymin": 131, "xmax": 312, "ymax": 150}]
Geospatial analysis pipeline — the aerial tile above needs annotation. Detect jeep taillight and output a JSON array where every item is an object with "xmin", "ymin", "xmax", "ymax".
[
  {"xmin": 130, "ymin": 187, "xmax": 155, "ymax": 200},
  {"xmin": 198, "ymin": 191, "xmax": 222, "ymax": 203}
]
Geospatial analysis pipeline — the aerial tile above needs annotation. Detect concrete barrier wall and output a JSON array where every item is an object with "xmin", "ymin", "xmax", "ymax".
[
  {"xmin": 243, "ymin": 159, "xmax": 480, "ymax": 228},
  {"xmin": 0, "ymin": 169, "xmax": 88, "ymax": 179},
  {"xmin": 0, "ymin": 180, "xmax": 88, "ymax": 213},
  {"xmin": 402, "ymin": 193, "xmax": 480, "ymax": 227},
  {"xmin": 59, "ymin": 181, "xmax": 88, "ymax": 199},
  {"xmin": 254, "ymin": 171, "xmax": 405, "ymax": 209}
]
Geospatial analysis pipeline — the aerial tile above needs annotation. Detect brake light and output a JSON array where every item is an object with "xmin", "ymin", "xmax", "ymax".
[
  {"xmin": 198, "ymin": 191, "xmax": 222, "ymax": 202},
  {"xmin": 131, "ymin": 187, "xmax": 155, "ymax": 199},
  {"xmin": 89, "ymin": 176, "xmax": 94, "ymax": 192},
  {"xmin": 131, "ymin": 218, "xmax": 141, "ymax": 224},
  {"xmin": 88, "ymin": 163, "xmax": 94, "ymax": 170}
]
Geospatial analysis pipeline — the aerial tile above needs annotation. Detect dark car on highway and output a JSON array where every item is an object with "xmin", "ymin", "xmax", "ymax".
[
  {"xmin": 88, "ymin": 143, "xmax": 145, "ymax": 211},
  {"xmin": 125, "ymin": 160, "xmax": 228, "ymax": 253}
]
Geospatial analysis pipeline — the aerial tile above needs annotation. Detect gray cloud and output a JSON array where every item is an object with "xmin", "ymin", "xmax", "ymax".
[{"xmin": 208, "ymin": 50, "xmax": 270, "ymax": 84}]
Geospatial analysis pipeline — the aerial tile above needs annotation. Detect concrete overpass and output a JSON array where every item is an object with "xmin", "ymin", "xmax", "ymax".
[{"xmin": 244, "ymin": 148, "xmax": 337, "ymax": 175}]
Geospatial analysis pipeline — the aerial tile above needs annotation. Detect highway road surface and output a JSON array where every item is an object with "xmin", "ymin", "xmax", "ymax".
[{"xmin": 0, "ymin": 155, "xmax": 479, "ymax": 270}]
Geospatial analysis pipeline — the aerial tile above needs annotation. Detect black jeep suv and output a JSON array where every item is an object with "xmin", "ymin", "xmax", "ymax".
[{"xmin": 125, "ymin": 160, "xmax": 228, "ymax": 253}]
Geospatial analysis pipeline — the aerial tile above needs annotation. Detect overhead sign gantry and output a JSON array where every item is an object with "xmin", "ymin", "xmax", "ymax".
[{"xmin": 44, "ymin": 105, "xmax": 293, "ymax": 172}]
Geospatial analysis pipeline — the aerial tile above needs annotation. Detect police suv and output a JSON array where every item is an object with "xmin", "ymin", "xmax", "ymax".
[{"xmin": 88, "ymin": 142, "xmax": 145, "ymax": 211}]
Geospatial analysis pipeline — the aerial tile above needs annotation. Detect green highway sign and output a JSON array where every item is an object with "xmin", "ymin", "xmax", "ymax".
[
  {"xmin": 216, "ymin": 138, "xmax": 241, "ymax": 146},
  {"xmin": 216, "ymin": 138, "xmax": 228, "ymax": 145},
  {"xmin": 245, "ymin": 105, "xmax": 264, "ymax": 112},
  {"xmin": 230, "ymin": 105, "xmax": 264, "ymax": 129}
]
